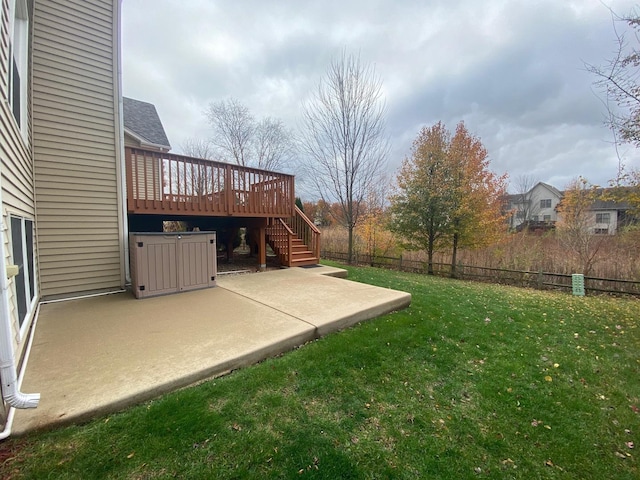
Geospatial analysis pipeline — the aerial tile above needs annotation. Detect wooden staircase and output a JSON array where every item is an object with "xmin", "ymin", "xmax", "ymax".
[{"xmin": 266, "ymin": 207, "xmax": 320, "ymax": 267}]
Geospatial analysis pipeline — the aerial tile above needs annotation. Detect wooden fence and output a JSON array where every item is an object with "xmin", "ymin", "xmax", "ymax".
[{"xmin": 321, "ymin": 251, "xmax": 640, "ymax": 297}]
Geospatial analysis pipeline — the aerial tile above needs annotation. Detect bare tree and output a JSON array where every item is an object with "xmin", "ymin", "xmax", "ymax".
[
  {"xmin": 180, "ymin": 137, "xmax": 215, "ymax": 160},
  {"xmin": 586, "ymin": 8, "xmax": 640, "ymax": 147},
  {"xmin": 205, "ymin": 98, "xmax": 255, "ymax": 166},
  {"xmin": 300, "ymin": 51, "xmax": 389, "ymax": 263},
  {"xmin": 510, "ymin": 174, "xmax": 539, "ymax": 229},
  {"xmin": 253, "ymin": 117, "xmax": 294, "ymax": 171},
  {"xmin": 205, "ymin": 98, "xmax": 294, "ymax": 172},
  {"xmin": 171, "ymin": 138, "xmax": 217, "ymax": 197}
]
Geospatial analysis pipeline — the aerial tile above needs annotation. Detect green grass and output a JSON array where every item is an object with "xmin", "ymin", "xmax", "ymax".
[{"xmin": 1, "ymin": 262, "xmax": 639, "ymax": 479}]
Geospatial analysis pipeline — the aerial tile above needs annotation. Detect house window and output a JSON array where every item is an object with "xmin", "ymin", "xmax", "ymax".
[
  {"xmin": 8, "ymin": 0, "xmax": 29, "ymax": 137},
  {"xmin": 543, "ymin": 215, "xmax": 551, "ymax": 222},
  {"xmin": 595, "ymin": 227, "xmax": 609, "ymax": 235},
  {"xmin": 540, "ymin": 199, "xmax": 552, "ymax": 209},
  {"xmin": 532, "ymin": 215, "xmax": 539, "ymax": 222},
  {"xmin": 10, "ymin": 216, "xmax": 36, "ymax": 329},
  {"xmin": 596, "ymin": 213, "xmax": 610, "ymax": 224}
]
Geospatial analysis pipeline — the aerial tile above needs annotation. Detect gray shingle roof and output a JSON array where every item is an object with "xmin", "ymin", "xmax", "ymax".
[{"xmin": 123, "ymin": 97, "xmax": 171, "ymax": 149}]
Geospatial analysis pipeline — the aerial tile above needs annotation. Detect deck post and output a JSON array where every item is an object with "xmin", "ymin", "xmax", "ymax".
[{"xmin": 258, "ymin": 224, "xmax": 267, "ymax": 271}]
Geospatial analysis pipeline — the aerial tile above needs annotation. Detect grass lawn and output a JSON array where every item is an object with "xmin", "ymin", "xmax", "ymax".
[{"xmin": 1, "ymin": 262, "xmax": 639, "ymax": 479}]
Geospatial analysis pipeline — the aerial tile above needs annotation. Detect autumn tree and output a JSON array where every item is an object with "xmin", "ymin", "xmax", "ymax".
[
  {"xmin": 303, "ymin": 199, "xmax": 332, "ymax": 227},
  {"xmin": 388, "ymin": 122, "xmax": 507, "ymax": 275},
  {"xmin": 556, "ymin": 177, "xmax": 607, "ymax": 275},
  {"xmin": 447, "ymin": 122, "xmax": 508, "ymax": 276},
  {"xmin": 388, "ymin": 122, "xmax": 454, "ymax": 274},
  {"xmin": 205, "ymin": 98, "xmax": 294, "ymax": 171},
  {"xmin": 356, "ymin": 178, "xmax": 398, "ymax": 263},
  {"xmin": 299, "ymin": 51, "xmax": 389, "ymax": 264}
]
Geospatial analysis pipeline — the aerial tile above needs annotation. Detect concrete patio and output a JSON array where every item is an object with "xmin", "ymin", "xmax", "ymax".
[{"xmin": 11, "ymin": 266, "xmax": 411, "ymax": 435}]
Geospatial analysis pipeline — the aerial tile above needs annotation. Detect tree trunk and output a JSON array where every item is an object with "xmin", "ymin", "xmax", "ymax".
[
  {"xmin": 451, "ymin": 232, "xmax": 459, "ymax": 278},
  {"xmin": 427, "ymin": 234, "xmax": 434, "ymax": 275},
  {"xmin": 348, "ymin": 225, "xmax": 354, "ymax": 264}
]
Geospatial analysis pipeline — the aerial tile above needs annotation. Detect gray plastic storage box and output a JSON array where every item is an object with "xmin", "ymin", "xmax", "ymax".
[{"xmin": 129, "ymin": 232, "xmax": 217, "ymax": 299}]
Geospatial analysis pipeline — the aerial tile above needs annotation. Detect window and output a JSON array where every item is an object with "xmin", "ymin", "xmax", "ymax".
[
  {"xmin": 595, "ymin": 227, "xmax": 609, "ymax": 235},
  {"xmin": 543, "ymin": 215, "xmax": 551, "ymax": 222},
  {"xmin": 8, "ymin": 0, "xmax": 28, "ymax": 136},
  {"xmin": 10, "ymin": 216, "xmax": 36, "ymax": 329},
  {"xmin": 532, "ymin": 215, "xmax": 539, "ymax": 222},
  {"xmin": 596, "ymin": 213, "xmax": 610, "ymax": 224},
  {"xmin": 540, "ymin": 199, "xmax": 552, "ymax": 209}
]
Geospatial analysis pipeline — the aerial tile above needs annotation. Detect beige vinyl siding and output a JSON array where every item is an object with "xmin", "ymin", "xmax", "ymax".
[
  {"xmin": 32, "ymin": 0, "xmax": 123, "ymax": 297},
  {"xmin": 0, "ymin": 0, "xmax": 36, "ymax": 394},
  {"xmin": 124, "ymin": 134, "xmax": 164, "ymax": 200},
  {"xmin": 124, "ymin": 133, "xmax": 138, "ymax": 149}
]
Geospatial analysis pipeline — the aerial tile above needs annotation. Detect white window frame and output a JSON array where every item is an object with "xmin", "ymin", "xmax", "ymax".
[
  {"xmin": 540, "ymin": 199, "xmax": 552, "ymax": 209},
  {"xmin": 9, "ymin": 215, "xmax": 37, "ymax": 340},
  {"xmin": 595, "ymin": 212, "xmax": 610, "ymax": 225},
  {"xmin": 8, "ymin": 0, "xmax": 29, "ymax": 141}
]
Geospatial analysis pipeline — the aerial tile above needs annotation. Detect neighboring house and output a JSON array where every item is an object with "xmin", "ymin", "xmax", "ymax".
[
  {"xmin": 574, "ymin": 191, "xmax": 634, "ymax": 235},
  {"xmin": 506, "ymin": 182, "xmax": 563, "ymax": 231},
  {"xmin": 0, "ymin": 0, "xmax": 317, "ymax": 428},
  {"xmin": 506, "ymin": 182, "xmax": 634, "ymax": 234},
  {"xmin": 123, "ymin": 97, "xmax": 171, "ymax": 153}
]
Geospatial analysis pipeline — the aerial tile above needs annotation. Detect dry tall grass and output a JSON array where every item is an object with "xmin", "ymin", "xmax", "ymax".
[{"xmin": 321, "ymin": 226, "xmax": 640, "ymax": 280}]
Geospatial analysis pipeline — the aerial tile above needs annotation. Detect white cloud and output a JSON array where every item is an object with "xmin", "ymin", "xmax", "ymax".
[{"xmin": 122, "ymin": 0, "xmax": 640, "ymax": 191}]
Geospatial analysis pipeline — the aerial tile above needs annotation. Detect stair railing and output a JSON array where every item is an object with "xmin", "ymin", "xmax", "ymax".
[
  {"xmin": 290, "ymin": 206, "xmax": 321, "ymax": 261},
  {"xmin": 267, "ymin": 218, "xmax": 295, "ymax": 266}
]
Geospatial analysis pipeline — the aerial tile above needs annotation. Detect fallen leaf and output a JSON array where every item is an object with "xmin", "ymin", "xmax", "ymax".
[
  {"xmin": 545, "ymin": 459, "xmax": 554, "ymax": 467},
  {"xmin": 545, "ymin": 376, "xmax": 553, "ymax": 382},
  {"xmin": 127, "ymin": 452, "xmax": 135, "ymax": 459}
]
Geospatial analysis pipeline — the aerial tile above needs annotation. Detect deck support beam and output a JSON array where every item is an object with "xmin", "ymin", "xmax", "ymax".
[{"xmin": 258, "ymin": 224, "xmax": 267, "ymax": 271}]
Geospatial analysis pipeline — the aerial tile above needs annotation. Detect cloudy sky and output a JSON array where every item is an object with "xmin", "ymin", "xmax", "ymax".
[{"xmin": 122, "ymin": 0, "xmax": 640, "ymax": 194}]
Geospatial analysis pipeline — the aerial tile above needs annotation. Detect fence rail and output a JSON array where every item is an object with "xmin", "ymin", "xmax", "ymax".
[{"xmin": 321, "ymin": 251, "xmax": 640, "ymax": 297}]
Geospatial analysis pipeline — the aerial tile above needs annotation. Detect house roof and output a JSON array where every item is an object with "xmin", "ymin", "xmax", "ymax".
[
  {"xmin": 537, "ymin": 182, "xmax": 562, "ymax": 198},
  {"xmin": 123, "ymin": 97, "xmax": 171, "ymax": 150},
  {"xmin": 505, "ymin": 181, "xmax": 563, "ymax": 203}
]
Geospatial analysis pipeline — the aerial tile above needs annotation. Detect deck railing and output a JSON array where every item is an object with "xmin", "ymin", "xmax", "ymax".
[
  {"xmin": 290, "ymin": 206, "xmax": 321, "ymax": 260},
  {"xmin": 125, "ymin": 147, "xmax": 295, "ymax": 218}
]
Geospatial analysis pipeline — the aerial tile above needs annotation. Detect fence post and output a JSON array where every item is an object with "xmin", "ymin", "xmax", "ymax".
[
  {"xmin": 537, "ymin": 269, "xmax": 543, "ymax": 290},
  {"xmin": 399, "ymin": 254, "xmax": 403, "ymax": 270}
]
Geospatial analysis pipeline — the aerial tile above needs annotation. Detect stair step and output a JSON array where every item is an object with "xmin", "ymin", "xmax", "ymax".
[
  {"xmin": 291, "ymin": 250, "xmax": 313, "ymax": 257},
  {"xmin": 291, "ymin": 257, "xmax": 319, "ymax": 267}
]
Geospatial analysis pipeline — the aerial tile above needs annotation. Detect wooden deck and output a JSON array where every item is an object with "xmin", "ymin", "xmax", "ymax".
[
  {"xmin": 125, "ymin": 147, "xmax": 295, "ymax": 217},
  {"xmin": 125, "ymin": 147, "xmax": 320, "ymax": 267}
]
